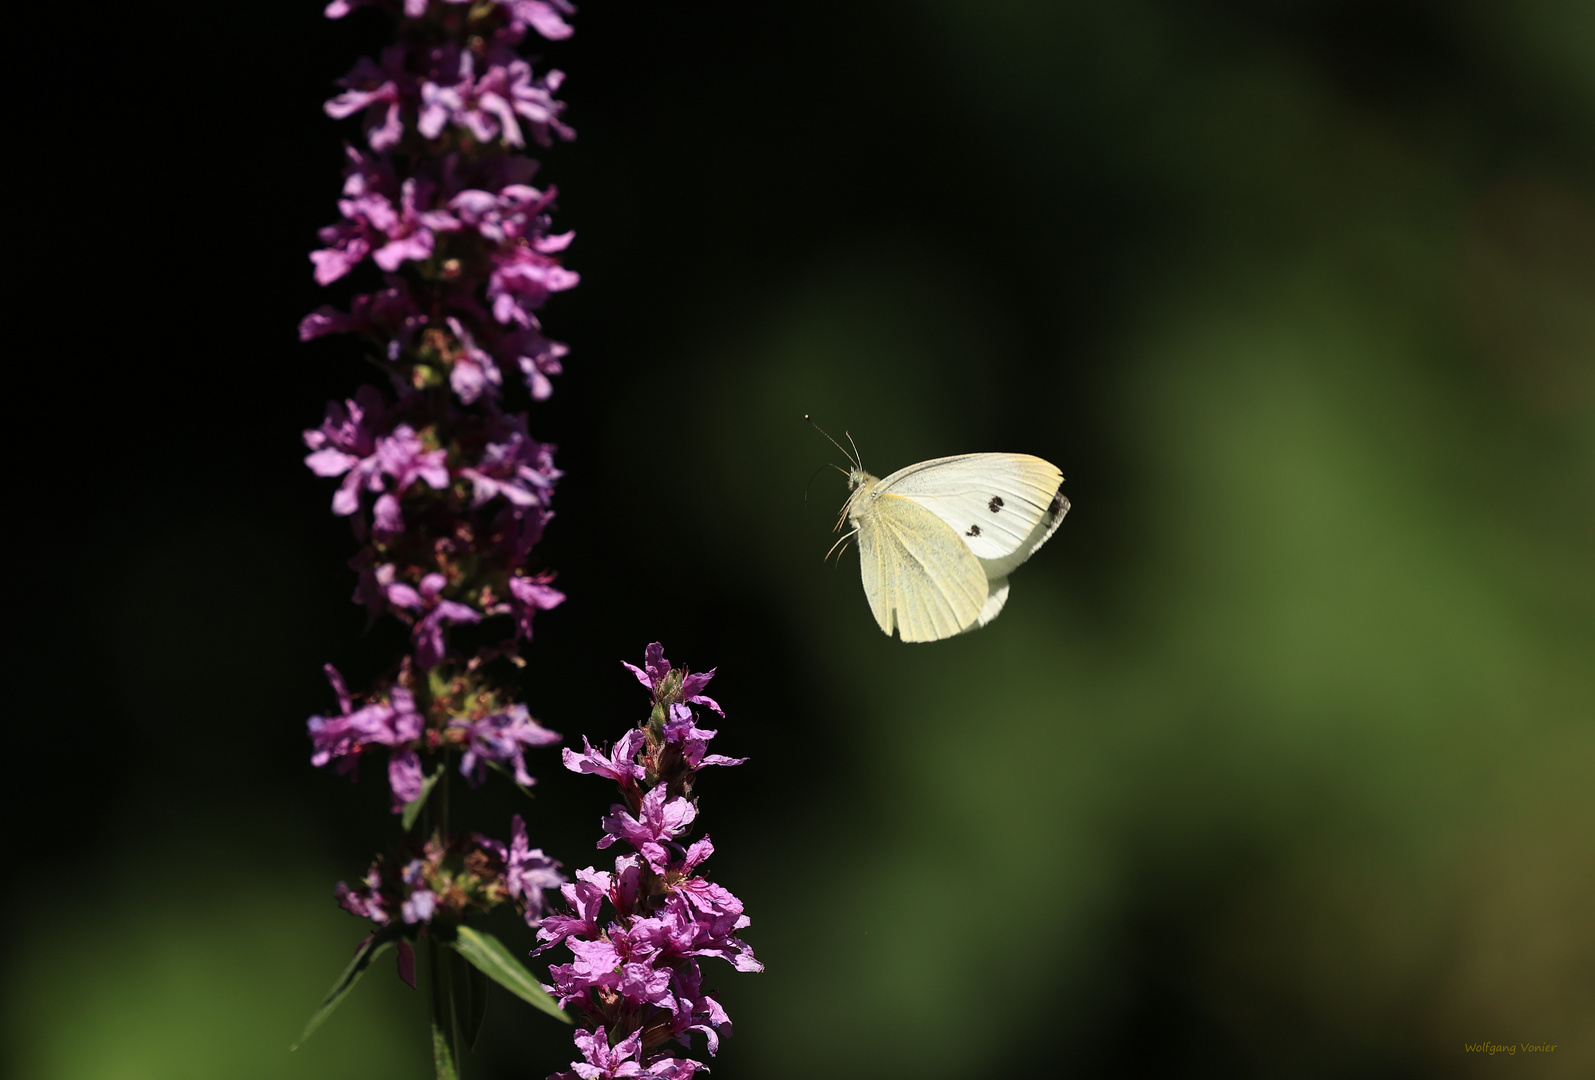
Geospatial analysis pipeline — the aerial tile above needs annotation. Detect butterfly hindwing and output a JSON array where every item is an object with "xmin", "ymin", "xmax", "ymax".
[{"xmin": 966, "ymin": 576, "xmax": 1010, "ymax": 632}]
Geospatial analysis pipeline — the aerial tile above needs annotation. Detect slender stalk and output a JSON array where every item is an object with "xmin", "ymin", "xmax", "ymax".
[{"xmin": 428, "ymin": 937, "xmax": 462, "ymax": 1080}]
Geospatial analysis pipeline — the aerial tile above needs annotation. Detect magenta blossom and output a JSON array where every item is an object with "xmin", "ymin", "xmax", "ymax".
[
  {"xmin": 444, "ymin": 316, "xmax": 504, "ymax": 404},
  {"xmin": 553, "ymin": 1027, "xmax": 652, "ymax": 1080},
  {"xmin": 623, "ymin": 642, "xmax": 723, "ymax": 717},
  {"xmin": 336, "ymin": 826, "xmax": 559, "ymax": 930},
  {"xmin": 384, "ymin": 573, "xmax": 482, "ymax": 669},
  {"xmin": 451, "ymin": 702, "xmax": 561, "ymax": 787},
  {"xmin": 419, "ymin": 50, "xmax": 573, "ymax": 149},
  {"xmin": 303, "ymin": 411, "xmax": 449, "ymax": 524},
  {"xmin": 499, "ymin": 325, "xmax": 568, "ymax": 399},
  {"xmin": 487, "ymin": 241, "xmax": 581, "ymax": 327},
  {"xmin": 505, "ymin": 573, "xmax": 566, "ymax": 639},
  {"xmin": 599, "ymin": 784, "xmax": 698, "ymax": 872},
  {"xmin": 324, "ymin": 45, "xmax": 408, "ymax": 150},
  {"xmin": 299, "ymin": 276, "xmax": 427, "ymax": 361},
  {"xmin": 459, "ymin": 412, "xmax": 560, "ymax": 510},
  {"xmin": 562, "ymin": 730, "xmax": 648, "ymax": 787},
  {"xmin": 335, "ymin": 865, "xmax": 390, "ymax": 924},
  {"xmin": 304, "ymin": 0, "xmax": 582, "ymax": 1059},
  {"xmin": 540, "ymin": 646, "xmax": 757, "ymax": 1077},
  {"xmin": 307, "ymin": 665, "xmax": 426, "ymax": 810},
  {"xmin": 537, "ymin": 865, "xmax": 613, "ymax": 951},
  {"xmin": 506, "ymin": 813, "xmax": 566, "ymax": 924},
  {"xmin": 324, "ymin": 1, "xmax": 576, "ymax": 45}
]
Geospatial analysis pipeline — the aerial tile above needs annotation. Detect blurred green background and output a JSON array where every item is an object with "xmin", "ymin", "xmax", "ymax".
[{"xmin": 8, "ymin": 0, "xmax": 1592, "ymax": 1077}]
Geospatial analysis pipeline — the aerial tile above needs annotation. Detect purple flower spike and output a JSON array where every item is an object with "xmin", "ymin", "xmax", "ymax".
[
  {"xmin": 303, "ymin": 2, "xmax": 709, "ymax": 1062},
  {"xmin": 543, "ymin": 646, "xmax": 757, "ymax": 1078}
]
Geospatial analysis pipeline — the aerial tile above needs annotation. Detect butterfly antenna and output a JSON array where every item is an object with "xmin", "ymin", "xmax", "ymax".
[
  {"xmin": 843, "ymin": 429, "xmax": 864, "ymax": 472},
  {"xmin": 802, "ymin": 462, "xmax": 854, "ymax": 509},
  {"xmin": 802, "ymin": 461, "xmax": 830, "ymax": 508},
  {"xmin": 804, "ymin": 414, "xmax": 859, "ymax": 469}
]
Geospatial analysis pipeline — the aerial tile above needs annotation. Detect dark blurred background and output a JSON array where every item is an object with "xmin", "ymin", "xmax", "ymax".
[{"xmin": 7, "ymin": 1, "xmax": 1592, "ymax": 1077}]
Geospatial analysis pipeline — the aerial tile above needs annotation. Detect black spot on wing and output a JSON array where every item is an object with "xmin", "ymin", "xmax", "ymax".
[
  {"xmin": 966, "ymin": 524, "xmax": 981, "ymax": 537},
  {"xmin": 988, "ymin": 496, "xmax": 1004, "ymax": 513},
  {"xmin": 1048, "ymin": 489, "xmax": 1071, "ymax": 521}
]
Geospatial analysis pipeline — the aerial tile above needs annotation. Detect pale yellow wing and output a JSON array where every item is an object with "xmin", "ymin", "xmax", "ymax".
[{"xmin": 855, "ymin": 493, "xmax": 988, "ymax": 642}]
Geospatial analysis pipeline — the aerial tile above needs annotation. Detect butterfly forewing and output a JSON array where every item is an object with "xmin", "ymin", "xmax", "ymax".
[
  {"xmin": 977, "ymin": 491, "xmax": 1070, "ymax": 580},
  {"xmin": 855, "ymin": 493, "xmax": 987, "ymax": 642},
  {"xmin": 877, "ymin": 454, "xmax": 1064, "ymax": 563}
]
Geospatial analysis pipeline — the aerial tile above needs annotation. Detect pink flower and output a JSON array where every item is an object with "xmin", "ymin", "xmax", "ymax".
[
  {"xmin": 485, "ymin": 243, "xmax": 579, "ymax": 327},
  {"xmin": 599, "ymin": 785, "xmax": 698, "ymax": 873},
  {"xmin": 325, "ymin": 46, "xmax": 411, "ymax": 150},
  {"xmin": 498, "ymin": 325, "xmax": 568, "ymax": 399},
  {"xmin": 450, "ymin": 703, "xmax": 561, "ymax": 787},
  {"xmin": 544, "ymin": 647, "xmax": 757, "ymax": 1074},
  {"xmin": 561, "ymin": 730, "xmax": 648, "ymax": 787},
  {"xmin": 384, "ymin": 573, "xmax": 482, "ymax": 669},
  {"xmin": 444, "ymin": 316, "xmax": 503, "ymax": 404},
  {"xmin": 306, "ymin": 666, "xmax": 426, "ymax": 810},
  {"xmin": 504, "ymin": 814, "xmax": 566, "ymax": 924}
]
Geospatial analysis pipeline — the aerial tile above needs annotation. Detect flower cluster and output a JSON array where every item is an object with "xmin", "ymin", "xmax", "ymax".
[
  {"xmin": 337, "ymin": 814, "xmax": 564, "ymax": 930},
  {"xmin": 539, "ymin": 645, "xmax": 761, "ymax": 1080},
  {"xmin": 303, "ymin": 0, "xmax": 574, "ymax": 815},
  {"xmin": 304, "ymin": 0, "xmax": 577, "ymax": 401},
  {"xmin": 308, "ymin": 660, "xmax": 561, "ymax": 810},
  {"xmin": 301, "ymin": 0, "xmax": 578, "ymax": 1052}
]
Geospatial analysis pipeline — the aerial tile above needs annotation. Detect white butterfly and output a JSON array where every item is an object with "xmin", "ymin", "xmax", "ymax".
[{"xmin": 811, "ymin": 419, "xmax": 1069, "ymax": 642}]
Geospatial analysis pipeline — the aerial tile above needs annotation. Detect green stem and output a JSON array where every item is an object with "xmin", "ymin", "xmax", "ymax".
[
  {"xmin": 437, "ymin": 754, "xmax": 451, "ymax": 839},
  {"xmin": 429, "ymin": 937, "xmax": 463, "ymax": 1080},
  {"xmin": 424, "ymin": 750, "xmax": 460, "ymax": 1078}
]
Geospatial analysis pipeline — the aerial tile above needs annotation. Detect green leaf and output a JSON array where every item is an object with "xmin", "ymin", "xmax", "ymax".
[
  {"xmin": 291, "ymin": 927, "xmax": 400, "ymax": 1050},
  {"xmin": 449, "ymin": 925, "xmax": 569, "ymax": 1023},
  {"xmin": 402, "ymin": 766, "xmax": 445, "ymax": 832}
]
